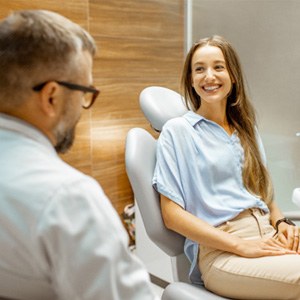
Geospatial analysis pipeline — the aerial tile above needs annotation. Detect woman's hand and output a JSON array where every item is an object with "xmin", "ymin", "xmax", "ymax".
[
  {"xmin": 235, "ymin": 237, "xmax": 296, "ymax": 258},
  {"xmin": 275, "ymin": 223, "xmax": 300, "ymax": 253},
  {"xmin": 268, "ymin": 201, "xmax": 300, "ymax": 253}
]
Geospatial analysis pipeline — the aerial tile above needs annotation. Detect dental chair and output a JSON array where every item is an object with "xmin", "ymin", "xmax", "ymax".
[
  {"xmin": 125, "ymin": 86, "xmax": 300, "ymax": 299},
  {"xmin": 125, "ymin": 86, "xmax": 229, "ymax": 299}
]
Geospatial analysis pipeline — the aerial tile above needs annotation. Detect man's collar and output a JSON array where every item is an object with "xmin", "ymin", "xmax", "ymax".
[{"xmin": 0, "ymin": 113, "xmax": 56, "ymax": 154}]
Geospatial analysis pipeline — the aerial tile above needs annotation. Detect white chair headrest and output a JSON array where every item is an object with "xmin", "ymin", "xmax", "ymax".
[{"xmin": 139, "ymin": 86, "xmax": 188, "ymax": 131}]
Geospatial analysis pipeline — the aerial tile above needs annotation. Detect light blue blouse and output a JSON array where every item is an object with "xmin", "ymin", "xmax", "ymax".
[{"xmin": 152, "ymin": 110, "xmax": 269, "ymax": 285}]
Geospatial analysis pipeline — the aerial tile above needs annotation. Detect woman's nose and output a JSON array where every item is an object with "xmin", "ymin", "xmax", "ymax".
[{"xmin": 205, "ymin": 68, "xmax": 215, "ymax": 80}]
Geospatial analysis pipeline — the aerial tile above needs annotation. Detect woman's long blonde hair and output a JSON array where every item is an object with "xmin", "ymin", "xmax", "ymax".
[{"xmin": 181, "ymin": 35, "xmax": 273, "ymax": 205}]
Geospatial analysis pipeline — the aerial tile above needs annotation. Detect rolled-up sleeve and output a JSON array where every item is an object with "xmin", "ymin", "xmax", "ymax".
[{"xmin": 152, "ymin": 126, "xmax": 186, "ymax": 209}]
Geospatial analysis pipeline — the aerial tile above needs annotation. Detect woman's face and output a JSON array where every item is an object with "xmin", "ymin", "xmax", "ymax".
[{"xmin": 191, "ymin": 45, "xmax": 233, "ymax": 106}]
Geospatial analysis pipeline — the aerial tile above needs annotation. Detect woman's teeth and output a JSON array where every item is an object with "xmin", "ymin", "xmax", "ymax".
[{"xmin": 203, "ymin": 85, "xmax": 220, "ymax": 91}]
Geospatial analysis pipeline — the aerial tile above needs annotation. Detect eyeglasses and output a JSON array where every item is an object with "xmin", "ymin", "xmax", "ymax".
[{"xmin": 32, "ymin": 81, "xmax": 100, "ymax": 109}]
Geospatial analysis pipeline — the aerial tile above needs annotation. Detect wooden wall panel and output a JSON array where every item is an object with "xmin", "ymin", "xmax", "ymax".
[
  {"xmin": 0, "ymin": 0, "xmax": 89, "ymax": 28},
  {"xmin": 89, "ymin": 0, "xmax": 183, "ymax": 39},
  {"xmin": 93, "ymin": 36, "xmax": 183, "ymax": 79},
  {"xmin": 89, "ymin": 0, "xmax": 184, "ymax": 215},
  {"xmin": 1, "ymin": 0, "xmax": 184, "ymax": 217}
]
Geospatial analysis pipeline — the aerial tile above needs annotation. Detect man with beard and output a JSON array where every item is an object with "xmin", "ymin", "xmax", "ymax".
[{"xmin": 0, "ymin": 10, "xmax": 157, "ymax": 300}]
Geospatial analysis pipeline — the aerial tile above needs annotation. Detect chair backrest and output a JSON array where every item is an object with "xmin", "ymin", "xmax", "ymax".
[
  {"xmin": 125, "ymin": 86, "xmax": 188, "ymax": 257},
  {"xmin": 126, "ymin": 128, "xmax": 185, "ymax": 256},
  {"xmin": 140, "ymin": 86, "xmax": 188, "ymax": 132}
]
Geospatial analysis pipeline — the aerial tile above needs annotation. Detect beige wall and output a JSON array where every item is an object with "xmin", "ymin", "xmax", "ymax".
[{"xmin": 1, "ymin": 0, "xmax": 184, "ymax": 215}]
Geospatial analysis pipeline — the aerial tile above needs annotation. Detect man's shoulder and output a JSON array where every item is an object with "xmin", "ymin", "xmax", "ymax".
[{"xmin": 1, "ymin": 143, "xmax": 97, "ymax": 205}]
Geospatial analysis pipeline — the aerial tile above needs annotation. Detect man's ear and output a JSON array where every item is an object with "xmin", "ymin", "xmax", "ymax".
[{"xmin": 38, "ymin": 81, "xmax": 62, "ymax": 117}]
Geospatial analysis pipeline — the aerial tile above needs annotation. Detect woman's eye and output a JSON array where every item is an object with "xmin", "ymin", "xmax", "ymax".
[
  {"xmin": 195, "ymin": 67, "xmax": 204, "ymax": 72},
  {"xmin": 215, "ymin": 65, "xmax": 225, "ymax": 70}
]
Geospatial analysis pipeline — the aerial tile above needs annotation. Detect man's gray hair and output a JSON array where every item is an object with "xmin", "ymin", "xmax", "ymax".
[{"xmin": 0, "ymin": 10, "xmax": 96, "ymax": 109}]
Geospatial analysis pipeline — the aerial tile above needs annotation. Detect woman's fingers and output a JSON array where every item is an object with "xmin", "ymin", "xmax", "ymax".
[
  {"xmin": 262, "ymin": 238, "xmax": 296, "ymax": 254},
  {"xmin": 283, "ymin": 226, "xmax": 300, "ymax": 252},
  {"xmin": 237, "ymin": 236, "xmax": 299, "ymax": 258},
  {"xmin": 275, "ymin": 232, "xmax": 288, "ymax": 246},
  {"xmin": 291, "ymin": 226, "xmax": 300, "ymax": 253},
  {"xmin": 287, "ymin": 226, "xmax": 294, "ymax": 249},
  {"xmin": 274, "ymin": 226, "xmax": 300, "ymax": 253},
  {"xmin": 268, "ymin": 236, "xmax": 286, "ymax": 248}
]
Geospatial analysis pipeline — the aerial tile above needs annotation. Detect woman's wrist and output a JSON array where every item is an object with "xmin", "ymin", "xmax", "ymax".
[{"xmin": 274, "ymin": 217, "xmax": 296, "ymax": 234}]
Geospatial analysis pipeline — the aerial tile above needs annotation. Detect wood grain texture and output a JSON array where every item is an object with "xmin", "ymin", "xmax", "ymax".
[
  {"xmin": 88, "ymin": 0, "xmax": 184, "ymax": 215},
  {"xmin": 1, "ymin": 0, "xmax": 184, "ymax": 217},
  {"xmin": 0, "ymin": 0, "xmax": 89, "ymax": 28}
]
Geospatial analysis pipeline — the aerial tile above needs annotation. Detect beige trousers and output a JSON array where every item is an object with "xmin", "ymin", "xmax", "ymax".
[{"xmin": 199, "ymin": 208, "xmax": 300, "ymax": 300}]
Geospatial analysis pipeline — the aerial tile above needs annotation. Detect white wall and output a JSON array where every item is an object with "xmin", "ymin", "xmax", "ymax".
[{"xmin": 189, "ymin": 0, "xmax": 300, "ymax": 212}]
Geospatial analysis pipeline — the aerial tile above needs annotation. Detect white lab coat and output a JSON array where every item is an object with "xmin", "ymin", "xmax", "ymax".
[{"xmin": 0, "ymin": 113, "xmax": 157, "ymax": 300}]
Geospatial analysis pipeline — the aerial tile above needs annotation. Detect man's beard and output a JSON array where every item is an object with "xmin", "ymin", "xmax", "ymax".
[
  {"xmin": 54, "ymin": 125, "xmax": 76, "ymax": 154},
  {"xmin": 53, "ymin": 114, "xmax": 77, "ymax": 154}
]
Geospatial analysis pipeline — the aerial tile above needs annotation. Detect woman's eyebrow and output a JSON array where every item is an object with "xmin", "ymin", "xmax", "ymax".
[
  {"xmin": 192, "ymin": 60, "xmax": 225, "ymax": 67},
  {"xmin": 214, "ymin": 60, "xmax": 226, "ymax": 64}
]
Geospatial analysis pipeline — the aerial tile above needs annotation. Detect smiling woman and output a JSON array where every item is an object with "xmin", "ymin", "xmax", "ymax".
[{"xmin": 152, "ymin": 35, "xmax": 300, "ymax": 299}]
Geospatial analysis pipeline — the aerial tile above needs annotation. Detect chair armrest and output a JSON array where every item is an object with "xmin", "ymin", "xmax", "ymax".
[
  {"xmin": 283, "ymin": 211, "xmax": 300, "ymax": 221},
  {"xmin": 162, "ymin": 282, "xmax": 229, "ymax": 300}
]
